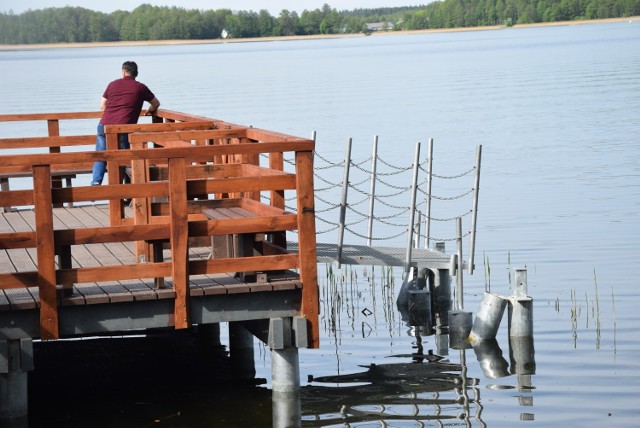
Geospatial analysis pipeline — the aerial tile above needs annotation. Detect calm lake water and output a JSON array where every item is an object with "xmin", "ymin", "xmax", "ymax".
[{"xmin": 1, "ymin": 21, "xmax": 640, "ymax": 427}]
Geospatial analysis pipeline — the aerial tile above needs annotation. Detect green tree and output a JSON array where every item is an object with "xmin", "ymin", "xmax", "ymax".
[
  {"xmin": 274, "ymin": 10, "xmax": 299, "ymax": 36},
  {"xmin": 257, "ymin": 10, "xmax": 275, "ymax": 36},
  {"xmin": 299, "ymin": 9, "xmax": 322, "ymax": 35},
  {"xmin": 2, "ymin": 1, "xmax": 640, "ymax": 45}
]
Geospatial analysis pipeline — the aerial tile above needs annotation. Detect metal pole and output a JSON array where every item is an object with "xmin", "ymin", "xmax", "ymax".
[
  {"xmin": 456, "ymin": 216, "xmax": 464, "ymax": 310},
  {"xmin": 366, "ymin": 135, "xmax": 378, "ymax": 246},
  {"xmin": 469, "ymin": 292, "xmax": 507, "ymax": 343},
  {"xmin": 514, "ymin": 268, "xmax": 528, "ymax": 298},
  {"xmin": 414, "ymin": 211, "xmax": 421, "ymax": 249},
  {"xmin": 404, "ymin": 142, "xmax": 421, "ymax": 273},
  {"xmin": 336, "ymin": 138, "xmax": 352, "ymax": 268},
  {"xmin": 468, "ymin": 144, "xmax": 482, "ymax": 274},
  {"xmin": 424, "ymin": 138, "xmax": 434, "ymax": 249}
]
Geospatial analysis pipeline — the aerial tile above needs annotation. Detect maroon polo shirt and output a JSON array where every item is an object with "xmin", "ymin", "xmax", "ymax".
[{"xmin": 100, "ymin": 76, "xmax": 156, "ymax": 125}]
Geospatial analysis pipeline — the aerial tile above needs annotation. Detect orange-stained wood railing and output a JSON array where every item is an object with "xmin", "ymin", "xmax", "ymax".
[{"xmin": 0, "ymin": 110, "xmax": 319, "ymax": 348}]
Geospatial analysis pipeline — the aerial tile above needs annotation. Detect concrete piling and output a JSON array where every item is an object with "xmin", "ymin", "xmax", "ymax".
[
  {"xmin": 0, "ymin": 339, "xmax": 32, "ymax": 424},
  {"xmin": 197, "ymin": 322, "xmax": 222, "ymax": 353},
  {"xmin": 272, "ymin": 386, "xmax": 301, "ymax": 428},
  {"xmin": 229, "ymin": 322, "xmax": 256, "ymax": 381},
  {"xmin": 271, "ymin": 347, "xmax": 301, "ymax": 394}
]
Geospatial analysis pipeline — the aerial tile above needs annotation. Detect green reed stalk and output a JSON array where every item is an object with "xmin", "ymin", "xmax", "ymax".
[
  {"xmin": 611, "ymin": 286, "xmax": 617, "ymax": 355},
  {"xmin": 484, "ymin": 253, "xmax": 491, "ymax": 292},
  {"xmin": 570, "ymin": 288, "xmax": 578, "ymax": 347},
  {"xmin": 594, "ymin": 269, "xmax": 601, "ymax": 349}
]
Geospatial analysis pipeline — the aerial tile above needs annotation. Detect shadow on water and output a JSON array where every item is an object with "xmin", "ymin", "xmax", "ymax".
[
  {"xmin": 26, "ymin": 330, "xmax": 274, "ymax": 428},
  {"xmin": 20, "ymin": 266, "xmax": 537, "ymax": 428}
]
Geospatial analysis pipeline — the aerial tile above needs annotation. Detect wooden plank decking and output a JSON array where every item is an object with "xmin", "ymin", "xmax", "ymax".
[{"xmin": 0, "ymin": 205, "xmax": 302, "ymax": 311}]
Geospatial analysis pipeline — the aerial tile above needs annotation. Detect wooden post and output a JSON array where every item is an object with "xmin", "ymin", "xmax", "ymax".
[
  {"xmin": 131, "ymin": 140, "xmax": 151, "ymax": 263},
  {"xmin": 294, "ymin": 150, "xmax": 319, "ymax": 348},
  {"xmin": 57, "ymin": 245, "xmax": 73, "ymax": 296},
  {"xmin": 107, "ymin": 131, "xmax": 123, "ymax": 226},
  {"xmin": 269, "ymin": 151, "xmax": 286, "ymax": 249},
  {"xmin": 33, "ymin": 165, "xmax": 58, "ymax": 340},
  {"xmin": 47, "ymin": 120, "xmax": 63, "ymax": 207},
  {"xmin": 169, "ymin": 157, "xmax": 190, "ymax": 329}
]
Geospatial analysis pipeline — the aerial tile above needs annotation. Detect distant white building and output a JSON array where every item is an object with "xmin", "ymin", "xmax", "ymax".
[
  {"xmin": 221, "ymin": 29, "xmax": 229, "ymax": 39},
  {"xmin": 366, "ymin": 22, "xmax": 395, "ymax": 32}
]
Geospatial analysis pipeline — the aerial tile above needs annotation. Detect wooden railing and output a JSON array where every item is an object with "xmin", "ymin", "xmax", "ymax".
[{"xmin": 0, "ymin": 111, "xmax": 319, "ymax": 347}]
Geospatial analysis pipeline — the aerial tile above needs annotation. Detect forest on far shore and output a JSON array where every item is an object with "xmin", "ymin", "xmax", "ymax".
[{"xmin": 1, "ymin": 0, "xmax": 638, "ymax": 44}]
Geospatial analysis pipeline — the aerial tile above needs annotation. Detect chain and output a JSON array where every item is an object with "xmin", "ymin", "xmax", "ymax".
[
  {"xmin": 426, "ymin": 210, "xmax": 472, "ymax": 222},
  {"xmin": 420, "ymin": 164, "xmax": 476, "ymax": 179},
  {"xmin": 418, "ymin": 229, "xmax": 472, "ymax": 242},
  {"xmin": 255, "ymin": 147, "xmax": 478, "ymax": 245},
  {"xmin": 417, "ymin": 187, "xmax": 475, "ymax": 200},
  {"xmin": 345, "ymin": 226, "xmax": 409, "ymax": 241}
]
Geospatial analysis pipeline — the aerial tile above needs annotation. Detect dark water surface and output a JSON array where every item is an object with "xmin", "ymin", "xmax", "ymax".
[{"xmin": 1, "ymin": 21, "xmax": 639, "ymax": 427}]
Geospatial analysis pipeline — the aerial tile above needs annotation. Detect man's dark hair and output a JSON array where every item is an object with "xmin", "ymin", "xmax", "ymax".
[{"xmin": 122, "ymin": 61, "xmax": 138, "ymax": 77}]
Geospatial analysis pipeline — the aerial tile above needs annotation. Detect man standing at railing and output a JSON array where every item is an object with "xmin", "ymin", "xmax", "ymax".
[{"xmin": 91, "ymin": 61, "xmax": 161, "ymax": 186}]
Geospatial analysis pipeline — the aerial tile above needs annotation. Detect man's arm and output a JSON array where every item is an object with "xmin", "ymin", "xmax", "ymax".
[
  {"xmin": 99, "ymin": 97, "xmax": 107, "ymax": 111},
  {"xmin": 145, "ymin": 97, "xmax": 161, "ymax": 115}
]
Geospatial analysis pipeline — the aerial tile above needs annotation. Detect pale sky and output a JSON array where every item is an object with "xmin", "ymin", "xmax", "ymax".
[{"xmin": 2, "ymin": 1, "xmax": 427, "ymax": 15}]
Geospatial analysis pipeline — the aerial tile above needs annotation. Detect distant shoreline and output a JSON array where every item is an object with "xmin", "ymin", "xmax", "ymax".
[{"xmin": 1, "ymin": 16, "xmax": 637, "ymax": 51}]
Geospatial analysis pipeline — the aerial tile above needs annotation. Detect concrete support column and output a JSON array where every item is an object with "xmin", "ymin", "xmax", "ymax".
[
  {"xmin": 197, "ymin": 323, "xmax": 222, "ymax": 353},
  {"xmin": 272, "ymin": 385, "xmax": 301, "ymax": 428},
  {"xmin": 229, "ymin": 322, "xmax": 255, "ymax": 381},
  {"xmin": 271, "ymin": 346, "xmax": 300, "ymax": 394},
  {"xmin": 0, "ymin": 339, "xmax": 33, "ymax": 425},
  {"xmin": 271, "ymin": 342, "xmax": 301, "ymax": 426}
]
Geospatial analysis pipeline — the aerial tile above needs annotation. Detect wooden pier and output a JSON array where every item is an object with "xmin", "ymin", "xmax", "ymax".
[{"xmin": 0, "ymin": 110, "xmax": 319, "ymax": 421}]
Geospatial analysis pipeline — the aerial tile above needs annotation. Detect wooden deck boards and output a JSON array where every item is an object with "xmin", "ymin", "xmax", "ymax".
[{"xmin": 0, "ymin": 205, "xmax": 300, "ymax": 312}]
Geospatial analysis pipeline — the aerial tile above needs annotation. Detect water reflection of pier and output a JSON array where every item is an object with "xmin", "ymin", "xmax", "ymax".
[
  {"xmin": 301, "ymin": 337, "xmax": 535, "ymax": 426},
  {"xmin": 300, "ymin": 264, "xmax": 536, "ymax": 426},
  {"xmin": 303, "ymin": 361, "xmax": 479, "ymax": 424}
]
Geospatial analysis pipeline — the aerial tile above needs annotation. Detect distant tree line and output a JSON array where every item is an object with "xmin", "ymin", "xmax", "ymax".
[{"xmin": 1, "ymin": 0, "xmax": 638, "ymax": 44}]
